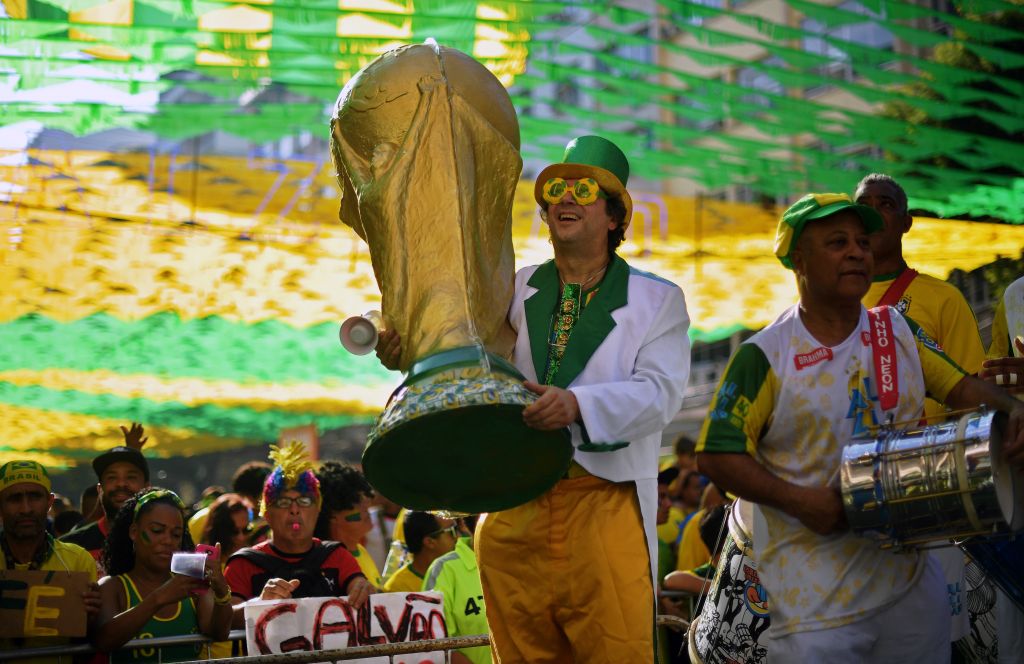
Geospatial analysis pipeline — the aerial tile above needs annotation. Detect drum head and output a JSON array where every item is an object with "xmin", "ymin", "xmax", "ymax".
[
  {"xmin": 728, "ymin": 499, "xmax": 755, "ymax": 555},
  {"xmin": 990, "ymin": 410, "xmax": 1024, "ymax": 531}
]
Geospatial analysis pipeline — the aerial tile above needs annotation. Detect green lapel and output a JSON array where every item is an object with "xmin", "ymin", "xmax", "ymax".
[
  {"xmin": 524, "ymin": 260, "xmax": 560, "ymax": 381},
  {"xmin": 553, "ymin": 255, "xmax": 629, "ymax": 388}
]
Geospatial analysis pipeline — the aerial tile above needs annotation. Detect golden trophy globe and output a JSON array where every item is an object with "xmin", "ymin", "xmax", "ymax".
[{"xmin": 330, "ymin": 42, "xmax": 571, "ymax": 514}]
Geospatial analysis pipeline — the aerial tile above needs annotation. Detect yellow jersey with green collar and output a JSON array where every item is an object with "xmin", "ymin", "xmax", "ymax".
[
  {"xmin": 381, "ymin": 561, "xmax": 424, "ymax": 594},
  {"xmin": 698, "ymin": 304, "xmax": 965, "ymax": 635}
]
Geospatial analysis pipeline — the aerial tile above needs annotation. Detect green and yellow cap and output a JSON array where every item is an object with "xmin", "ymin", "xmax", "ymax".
[
  {"xmin": 775, "ymin": 192, "xmax": 884, "ymax": 269},
  {"xmin": 0, "ymin": 460, "xmax": 52, "ymax": 494},
  {"xmin": 534, "ymin": 135, "xmax": 633, "ymax": 229}
]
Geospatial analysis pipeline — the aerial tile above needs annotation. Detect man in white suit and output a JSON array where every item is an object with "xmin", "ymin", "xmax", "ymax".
[
  {"xmin": 374, "ymin": 135, "xmax": 691, "ymax": 662},
  {"xmin": 474, "ymin": 135, "xmax": 692, "ymax": 663}
]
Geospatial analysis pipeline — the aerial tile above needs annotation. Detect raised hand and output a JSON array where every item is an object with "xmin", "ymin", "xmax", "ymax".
[{"xmin": 119, "ymin": 422, "xmax": 149, "ymax": 450}]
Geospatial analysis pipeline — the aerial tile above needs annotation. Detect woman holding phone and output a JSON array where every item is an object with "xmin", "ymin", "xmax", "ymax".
[{"xmin": 94, "ymin": 488, "xmax": 233, "ymax": 661}]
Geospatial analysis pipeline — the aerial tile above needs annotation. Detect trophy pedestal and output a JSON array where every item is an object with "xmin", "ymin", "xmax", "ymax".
[{"xmin": 363, "ymin": 347, "xmax": 573, "ymax": 514}]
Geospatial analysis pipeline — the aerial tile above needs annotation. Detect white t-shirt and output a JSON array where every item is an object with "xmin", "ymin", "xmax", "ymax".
[{"xmin": 698, "ymin": 304, "xmax": 966, "ymax": 635}]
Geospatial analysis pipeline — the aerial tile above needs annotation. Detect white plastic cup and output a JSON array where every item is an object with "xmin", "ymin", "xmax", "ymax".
[{"xmin": 171, "ymin": 552, "xmax": 207, "ymax": 579}]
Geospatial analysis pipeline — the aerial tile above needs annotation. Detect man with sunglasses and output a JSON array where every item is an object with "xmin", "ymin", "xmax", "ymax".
[
  {"xmin": 375, "ymin": 135, "xmax": 690, "ymax": 661},
  {"xmin": 382, "ymin": 511, "xmax": 457, "ymax": 594},
  {"xmin": 479, "ymin": 135, "xmax": 690, "ymax": 663},
  {"xmin": 223, "ymin": 443, "xmax": 372, "ymax": 626}
]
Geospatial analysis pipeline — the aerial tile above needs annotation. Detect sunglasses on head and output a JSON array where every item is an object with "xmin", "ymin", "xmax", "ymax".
[{"xmin": 542, "ymin": 177, "xmax": 607, "ymax": 206}]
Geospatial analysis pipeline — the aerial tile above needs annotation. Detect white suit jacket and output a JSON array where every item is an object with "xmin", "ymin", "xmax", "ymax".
[{"xmin": 509, "ymin": 255, "xmax": 692, "ymax": 582}]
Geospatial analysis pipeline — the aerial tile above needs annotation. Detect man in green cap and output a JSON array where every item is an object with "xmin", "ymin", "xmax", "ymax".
[
  {"xmin": 475, "ymin": 135, "xmax": 691, "ymax": 662},
  {"xmin": 0, "ymin": 460, "xmax": 102, "ymax": 660},
  {"xmin": 375, "ymin": 134, "xmax": 691, "ymax": 661},
  {"xmin": 695, "ymin": 193, "xmax": 1024, "ymax": 661}
]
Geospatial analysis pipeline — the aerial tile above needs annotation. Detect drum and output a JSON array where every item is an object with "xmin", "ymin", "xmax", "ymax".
[
  {"xmin": 953, "ymin": 558, "xmax": 999, "ymax": 664},
  {"xmin": 960, "ymin": 533, "xmax": 1024, "ymax": 613},
  {"xmin": 841, "ymin": 409, "xmax": 1022, "ymax": 549},
  {"xmin": 688, "ymin": 500, "xmax": 770, "ymax": 664}
]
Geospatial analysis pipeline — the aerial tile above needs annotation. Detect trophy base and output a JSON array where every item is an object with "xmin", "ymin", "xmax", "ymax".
[{"xmin": 363, "ymin": 348, "xmax": 573, "ymax": 514}]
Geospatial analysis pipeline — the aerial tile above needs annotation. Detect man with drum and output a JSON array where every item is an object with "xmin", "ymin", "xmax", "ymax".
[
  {"xmin": 696, "ymin": 193, "xmax": 1024, "ymax": 662},
  {"xmin": 377, "ymin": 135, "xmax": 692, "ymax": 662}
]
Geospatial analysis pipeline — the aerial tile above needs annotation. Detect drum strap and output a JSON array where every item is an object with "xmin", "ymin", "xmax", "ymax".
[
  {"xmin": 868, "ymin": 307, "xmax": 900, "ymax": 414},
  {"xmin": 875, "ymin": 267, "xmax": 918, "ymax": 308}
]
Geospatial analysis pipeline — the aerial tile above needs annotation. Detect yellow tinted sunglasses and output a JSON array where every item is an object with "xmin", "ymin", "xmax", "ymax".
[{"xmin": 542, "ymin": 177, "xmax": 607, "ymax": 206}]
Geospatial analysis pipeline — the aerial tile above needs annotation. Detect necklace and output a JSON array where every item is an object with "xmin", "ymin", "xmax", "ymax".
[
  {"xmin": 558, "ymin": 260, "xmax": 609, "ymax": 289},
  {"xmin": 1, "ymin": 533, "xmax": 54, "ymax": 570}
]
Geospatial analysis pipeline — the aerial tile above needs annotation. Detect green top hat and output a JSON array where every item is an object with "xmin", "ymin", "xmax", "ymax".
[
  {"xmin": 534, "ymin": 135, "xmax": 633, "ymax": 229},
  {"xmin": 775, "ymin": 192, "xmax": 884, "ymax": 269}
]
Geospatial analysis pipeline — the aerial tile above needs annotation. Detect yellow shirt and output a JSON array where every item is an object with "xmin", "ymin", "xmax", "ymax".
[
  {"xmin": 187, "ymin": 506, "xmax": 210, "ymax": 544},
  {"xmin": 391, "ymin": 508, "xmax": 407, "ymax": 545},
  {"xmin": 656, "ymin": 506, "xmax": 688, "ymax": 546},
  {"xmin": 382, "ymin": 562, "xmax": 424, "ymax": 594},
  {"xmin": 353, "ymin": 543, "xmax": 382, "ymax": 588},
  {"xmin": 675, "ymin": 508, "xmax": 710, "ymax": 572},
  {"xmin": 864, "ymin": 269, "xmax": 982, "ymax": 420}
]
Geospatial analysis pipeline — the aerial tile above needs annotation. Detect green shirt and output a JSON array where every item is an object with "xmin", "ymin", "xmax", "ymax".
[
  {"xmin": 110, "ymin": 574, "xmax": 201, "ymax": 663},
  {"xmin": 423, "ymin": 538, "xmax": 490, "ymax": 664}
]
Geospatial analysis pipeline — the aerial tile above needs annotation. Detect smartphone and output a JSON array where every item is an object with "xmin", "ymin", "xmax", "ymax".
[{"xmin": 195, "ymin": 544, "xmax": 219, "ymax": 561}]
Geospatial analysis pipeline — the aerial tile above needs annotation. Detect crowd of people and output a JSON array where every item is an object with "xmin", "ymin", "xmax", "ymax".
[{"xmin": 1, "ymin": 134, "xmax": 1023, "ymax": 664}]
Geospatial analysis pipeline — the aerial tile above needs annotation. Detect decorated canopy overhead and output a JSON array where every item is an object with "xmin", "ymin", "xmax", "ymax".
[
  {"xmin": 2, "ymin": 149, "xmax": 1023, "ymax": 468},
  {"xmin": 0, "ymin": 0, "xmax": 1023, "ymax": 217},
  {"xmin": 2, "ymin": 1, "xmax": 1024, "ymax": 467}
]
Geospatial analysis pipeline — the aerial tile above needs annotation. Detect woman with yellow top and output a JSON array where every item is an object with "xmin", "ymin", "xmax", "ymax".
[{"xmin": 95, "ymin": 488, "xmax": 233, "ymax": 662}]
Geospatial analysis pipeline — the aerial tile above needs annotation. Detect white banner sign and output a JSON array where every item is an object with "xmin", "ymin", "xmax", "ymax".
[{"xmin": 244, "ymin": 592, "xmax": 447, "ymax": 664}]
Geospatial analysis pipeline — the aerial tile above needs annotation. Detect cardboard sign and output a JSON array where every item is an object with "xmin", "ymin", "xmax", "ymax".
[
  {"xmin": 0, "ymin": 569, "xmax": 91, "ymax": 638},
  {"xmin": 244, "ymin": 592, "xmax": 447, "ymax": 664}
]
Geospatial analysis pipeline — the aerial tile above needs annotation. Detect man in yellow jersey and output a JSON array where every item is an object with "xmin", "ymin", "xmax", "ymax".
[
  {"xmin": 854, "ymin": 173, "xmax": 987, "ymax": 647},
  {"xmin": 855, "ymin": 173, "xmax": 985, "ymax": 411},
  {"xmin": 314, "ymin": 461, "xmax": 383, "ymax": 587},
  {"xmin": 382, "ymin": 511, "xmax": 457, "ymax": 593},
  {"xmin": 0, "ymin": 460, "xmax": 101, "ymax": 662},
  {"xmin": 697, "ymin": 193, "xmax": 1024, "ymax": 662}
]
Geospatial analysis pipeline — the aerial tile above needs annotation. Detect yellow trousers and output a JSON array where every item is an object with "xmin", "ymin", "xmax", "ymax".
[{"xmin": 476, "ymin": 474, "xmax": 654, "ymax": 663}]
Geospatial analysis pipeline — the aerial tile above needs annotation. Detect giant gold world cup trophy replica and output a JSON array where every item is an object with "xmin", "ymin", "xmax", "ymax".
[{"xmin": 330, "ymin": 43, "xmax": 572, "ymax": 513}]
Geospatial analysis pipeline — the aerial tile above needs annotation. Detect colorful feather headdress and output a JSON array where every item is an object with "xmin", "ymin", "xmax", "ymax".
[{"xmin": 260, "ymin": 441, "xmax": 321, "ymax": 516}]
